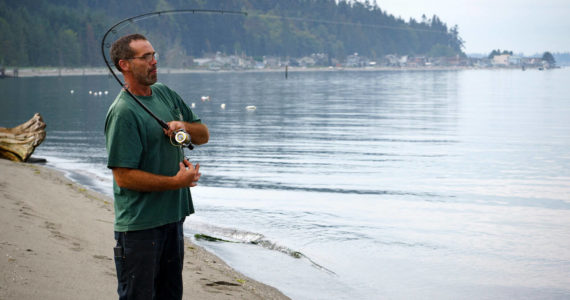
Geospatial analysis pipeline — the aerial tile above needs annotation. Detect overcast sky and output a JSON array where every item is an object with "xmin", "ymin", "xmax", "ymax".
[{"xmin": 371, "ymin": 0, "xmax": 569, "ymax": 55}]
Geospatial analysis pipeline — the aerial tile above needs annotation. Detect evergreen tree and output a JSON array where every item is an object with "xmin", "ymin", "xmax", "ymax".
[
  {"xmin": 542, "ymin": 51, "xmax": 556, "ymax": 66},
  {"xmin": 488, "ymin": 49, "xmax": 513, "ymax": 59},
  {"xmin": 0, "ymin": 0, "xmax": 466, "ymax": 67}
]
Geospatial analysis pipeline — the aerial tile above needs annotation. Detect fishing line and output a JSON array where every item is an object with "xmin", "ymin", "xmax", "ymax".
[
  {"xmin": 100, "ymin": 9, "xmax": 248, "ymax": 150},
  {"xmin": 249, "ymin": 12, "xmax": 455, "ymax": 34}
]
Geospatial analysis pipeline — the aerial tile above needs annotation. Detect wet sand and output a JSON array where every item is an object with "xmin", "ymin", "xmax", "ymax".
[{"xmin": 0, "ymin": 158, "xmax": 289, "ymax": 300}]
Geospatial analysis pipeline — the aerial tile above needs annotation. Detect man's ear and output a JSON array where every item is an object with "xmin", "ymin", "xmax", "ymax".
[{"xmin": 118, "ymin": 59, "xmax": 130, "ymax": 72}]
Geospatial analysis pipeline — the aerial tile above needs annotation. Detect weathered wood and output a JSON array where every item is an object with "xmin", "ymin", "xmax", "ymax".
[{"xmin": 0, "ymin": 113, "xmax": 46, "ymax": 162}]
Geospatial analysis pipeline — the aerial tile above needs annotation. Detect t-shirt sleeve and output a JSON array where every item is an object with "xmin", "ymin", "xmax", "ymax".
[
  {"xmin": 182, "ymin": 102, "xmax": 201, "ymax": 123},
  {"xmin": 165, "ymin": 85, "xmax": 201, "ymax": 124},
  {"xmin": 105, "ymin": 107, "xmax": 143, "ymax": 169}
]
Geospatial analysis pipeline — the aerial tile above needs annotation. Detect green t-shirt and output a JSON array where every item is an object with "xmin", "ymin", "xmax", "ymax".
[{"xmin": 104, "ymin": 83, "xmax": 200, "ymax": 232}]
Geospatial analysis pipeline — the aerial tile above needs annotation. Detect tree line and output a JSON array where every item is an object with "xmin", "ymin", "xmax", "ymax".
[{"xmin": 0, "ymin": 0, "xmax": 465, "ymax": 67}]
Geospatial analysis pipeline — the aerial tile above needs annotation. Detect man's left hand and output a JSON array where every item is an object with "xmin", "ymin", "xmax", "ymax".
[{"xmin": 164, "ymin": 121, "xmax": 186, "ymax": 137}]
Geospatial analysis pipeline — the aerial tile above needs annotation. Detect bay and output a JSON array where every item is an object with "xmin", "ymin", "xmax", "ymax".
[{"xmin": 1, "ymin": 68, "xmax": 569, "ymax": 299}]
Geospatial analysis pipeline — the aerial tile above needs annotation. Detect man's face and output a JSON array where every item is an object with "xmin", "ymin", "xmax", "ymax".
[{"xmin": 128, "ymin": 39, "xmax": 157, "ymax": 86}]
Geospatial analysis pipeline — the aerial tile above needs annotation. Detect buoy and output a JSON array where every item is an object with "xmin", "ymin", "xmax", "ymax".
[
  {"xmin": 245, "ymin": 105, "xmax": 256, "ymax": 110},
  {"xmin": 70, "ymin": 90, "xmax": 74, "ymax": 94},
  {"xmin": 220, "ymin": 103, "xmax": 226, "ymax": 109},
  {"xmin": 191, "ymin": 103, "xmax": 196, "ymax": 108}
]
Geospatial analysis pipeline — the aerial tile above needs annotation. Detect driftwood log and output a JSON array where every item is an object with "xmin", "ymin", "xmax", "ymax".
[{"xmin": 0, "ymin": 113, "xmax": 46, "ymax": 162}]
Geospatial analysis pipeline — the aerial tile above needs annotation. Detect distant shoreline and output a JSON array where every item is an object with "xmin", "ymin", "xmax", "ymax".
[{"xmin": 1, "ymin": 65, "xmax": 552, "ymax": 78}]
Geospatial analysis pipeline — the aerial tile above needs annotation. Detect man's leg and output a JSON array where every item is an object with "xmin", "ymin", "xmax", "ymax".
[
  {"xmin": 114, "ymin": 228, "xmax": 166, "ymax": 300},
  {"xmin": 155, "ymin": 220, "xmax": 185, "ymax": 300}
]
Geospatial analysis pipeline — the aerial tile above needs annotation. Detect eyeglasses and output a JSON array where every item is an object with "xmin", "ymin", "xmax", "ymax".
[{"xmin": 128, "ymin": 52, "xmax": 158, "ymax": 62}]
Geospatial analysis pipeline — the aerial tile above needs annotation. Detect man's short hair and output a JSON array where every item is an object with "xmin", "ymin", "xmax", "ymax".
[{"xmin": 110, "ymin": 34, "xmax": 147, "ymax": 72}]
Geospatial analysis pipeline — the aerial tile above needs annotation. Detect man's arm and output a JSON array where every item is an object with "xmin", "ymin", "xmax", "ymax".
[
  {"xmin": 165, "ymin": 121, "xmax": 209, "ymax": 145},
  {"xmin": 112, "ymin": 160, "xmax": 200, "ymax": 192}
]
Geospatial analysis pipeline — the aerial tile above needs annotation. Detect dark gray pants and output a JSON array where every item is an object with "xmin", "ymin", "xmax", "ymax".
[{"xmin": 114, "ymin": 220, "xmax": 185, "ymax": 300}]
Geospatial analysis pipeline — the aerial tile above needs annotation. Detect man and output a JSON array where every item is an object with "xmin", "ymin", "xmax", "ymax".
[{"xmin": 105, "ymin": 34, "xmax": 209, "ymax": 299}]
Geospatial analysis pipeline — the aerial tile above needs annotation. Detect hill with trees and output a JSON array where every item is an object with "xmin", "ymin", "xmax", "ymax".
[{"xmin": 0, "ymin": 0, "xmax": 465, "ymax": 67}]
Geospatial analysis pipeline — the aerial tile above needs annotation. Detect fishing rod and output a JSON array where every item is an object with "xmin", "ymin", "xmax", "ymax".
[{"xmin": 101, "ymin": 9, "xmax": 248, "ymax": 150}]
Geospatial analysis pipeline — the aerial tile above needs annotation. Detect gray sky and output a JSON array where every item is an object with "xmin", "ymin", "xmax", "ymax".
[{"xmin": 372, "ymin": 0, "xmax": 570, "ymax": 55}]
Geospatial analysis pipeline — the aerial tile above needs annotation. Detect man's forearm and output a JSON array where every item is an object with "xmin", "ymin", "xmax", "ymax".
[
  {"xmin": 112, "ymin": 168, "xmax": 183, "ymax": 192},
  {"xmin": 185, "ymin": 122, "xmax": 209, "ymax": 145}
]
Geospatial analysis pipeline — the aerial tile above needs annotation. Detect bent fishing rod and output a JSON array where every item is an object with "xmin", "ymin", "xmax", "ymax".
[{"xmin": 101, "ymin": 9, "xmax": 247, "ymax": 150}]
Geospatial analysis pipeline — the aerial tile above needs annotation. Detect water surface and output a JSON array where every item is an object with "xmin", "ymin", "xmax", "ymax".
[{"xmin": 1, "ymin": 68, "xmax": 569, "ymax": 299}]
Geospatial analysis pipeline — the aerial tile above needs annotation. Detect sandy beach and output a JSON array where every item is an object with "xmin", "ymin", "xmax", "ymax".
[{"xmin": 0, "ymin": 158, "xmax": 289, "ymax": 300}]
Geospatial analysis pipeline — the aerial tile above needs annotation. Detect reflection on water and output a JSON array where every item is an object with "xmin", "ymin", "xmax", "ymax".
[{"xmin": 1, "ymin": 68, "xmax": 569, "ymax": 299}]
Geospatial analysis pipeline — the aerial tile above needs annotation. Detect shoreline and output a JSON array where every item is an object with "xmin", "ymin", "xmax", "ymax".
[
  {"xmin": 0, "ymin": 65, "xmax": 542, "ymax": 78},
  {"xmin": 0, "ymin": 158, "xmax": 289, "ymax": 300}
]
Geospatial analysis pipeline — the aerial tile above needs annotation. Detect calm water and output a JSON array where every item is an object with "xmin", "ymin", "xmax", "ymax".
[{"xmin": 1, "ymin": 68, "xmax": 569, "ymax": 299}]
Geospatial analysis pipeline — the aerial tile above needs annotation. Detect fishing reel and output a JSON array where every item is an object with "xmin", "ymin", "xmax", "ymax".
[{"xmin": 170, "ymin": 129, "xmax": 194, "ymax": 150}]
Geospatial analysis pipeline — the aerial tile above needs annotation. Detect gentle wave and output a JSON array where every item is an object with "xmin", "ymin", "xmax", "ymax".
[
  {"xmin": 201, "ymin": 175, "xmax": 448, "ymax": 198},
  {"xmin": 187, "ymin": 221, "xmax": 336, "ymax": 275}
]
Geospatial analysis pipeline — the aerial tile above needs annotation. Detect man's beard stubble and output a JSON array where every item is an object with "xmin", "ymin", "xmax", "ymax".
[{"xmin": 133, "ymin": 66, "xmax": 157, "ymax": 86}]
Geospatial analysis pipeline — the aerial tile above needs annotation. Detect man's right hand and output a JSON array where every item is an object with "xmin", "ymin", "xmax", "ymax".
[{"xmin": 176, "ymin": 159, "xmax": 201, "ymax": 188}]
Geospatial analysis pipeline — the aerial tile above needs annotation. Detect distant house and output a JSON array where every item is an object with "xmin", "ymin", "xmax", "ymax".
[
  {"xmin": 446, "ymin": 55, "xmax": 462, "ymax": 66},
  {"xmin": 205, "ymin": 60, "xmax": 224, "ymax": 71},
  {"xmin": 492, "ymin": 54, "xmax": 510, "ymax": 66},
  {"xmin": 345, "ymin": 53, "xmax": 362, "ymax": 67},
  {"xmin": 383, "ymin": 54, "xmax": 400, "ymax": 67},
  {"xmin": 473, "ymin": 58, "xmax": 492, "ymax": 68},
  {"xmin": 193, "ymin": 58, "xmax": 211, "ymax": 66},
  {"xmin": 407, "ymin": 56, "xmax": 426, "ymax": 67},
  {"xmin": 263, "ymin": 56, "xmax": 282, "ymax": 68},
  {"xmin": 298, "ymin": 56, "xmax": 316, "ymax": 67},
  {"xmin": 521, "ymin": 57, "xmax": 541, "ymax": 67},
  {"xmin": 508, "ymin": 55, "xmax": 522, "ymax": 66},
  {"xmin": 311, "ymin": 53, "xmax": 329, "ymax": 66},
  {"xmin": 193, "ymin": 53, "xmax": 254, "ymax": 70},
  {"xmin": 254, "ymin": 61, "xmax": 265, "ymax": 69}
]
